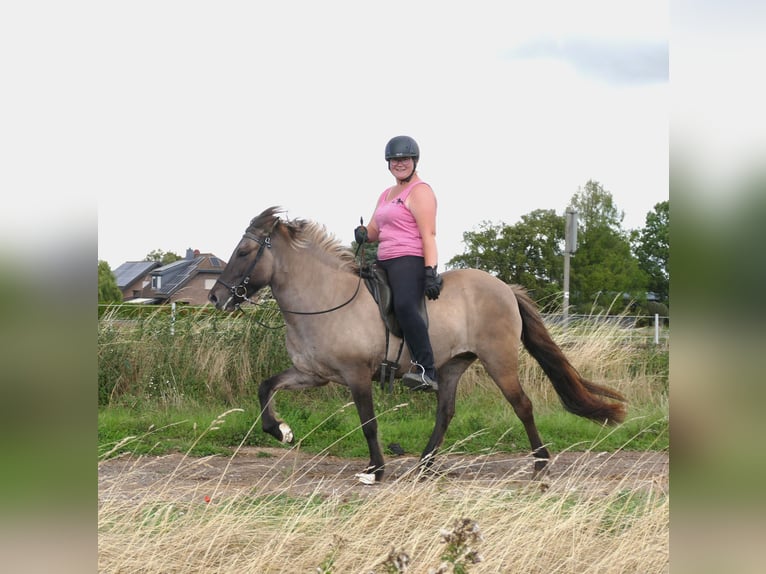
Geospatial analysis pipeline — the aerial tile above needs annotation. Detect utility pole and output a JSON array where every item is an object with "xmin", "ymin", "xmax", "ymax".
[{"xmin": 563, "ymin": 207, "xmax": 578, "ymax": 328}]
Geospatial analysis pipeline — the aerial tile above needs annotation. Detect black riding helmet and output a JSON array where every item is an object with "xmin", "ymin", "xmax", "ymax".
[
  {"xmin": 385, "ymin": 135, "xmax": 419, "ymax": 183},
  {"xmin": 385, "ymin": 135, "xmax": 420, "ymax": 161}
]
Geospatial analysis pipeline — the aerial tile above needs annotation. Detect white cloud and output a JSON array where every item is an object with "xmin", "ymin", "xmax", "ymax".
[{"xmin": 509, "ymin": 38, "xmax": 668, "ymax": 85}]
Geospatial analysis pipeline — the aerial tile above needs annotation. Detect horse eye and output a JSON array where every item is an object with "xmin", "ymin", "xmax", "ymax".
[{"xmin": 237, "ymin": 248, "xmax": 250, "ymax": 258}]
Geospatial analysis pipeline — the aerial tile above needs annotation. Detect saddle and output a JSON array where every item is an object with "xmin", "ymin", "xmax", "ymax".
[{"xmin": 362, "ymin": 264, "xmax": 429, "ymax": 391}]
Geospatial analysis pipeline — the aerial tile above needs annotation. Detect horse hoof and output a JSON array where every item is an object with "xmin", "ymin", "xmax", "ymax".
[
  {"xmin": 355, "ymin": 472, "xmax": 376, "ymax": 485},
  {"xmin": 279, "ymin": 423, "xmax": 294, "ymax": 443}
]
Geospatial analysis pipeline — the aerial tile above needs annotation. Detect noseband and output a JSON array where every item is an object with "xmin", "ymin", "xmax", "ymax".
[{"xmin": 214, "ymin": 231, "xmax": 271, "ymax": 302}]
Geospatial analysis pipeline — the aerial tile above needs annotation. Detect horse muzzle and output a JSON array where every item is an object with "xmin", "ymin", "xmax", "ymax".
[{"xmin": 208, "ymin": 286, "xmax": 238, "ymax": 312}]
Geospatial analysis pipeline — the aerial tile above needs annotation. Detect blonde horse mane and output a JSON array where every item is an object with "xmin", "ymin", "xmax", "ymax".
[{"xmin": 248, "ymin": 206, "xmax": 359, "ymax": 273}]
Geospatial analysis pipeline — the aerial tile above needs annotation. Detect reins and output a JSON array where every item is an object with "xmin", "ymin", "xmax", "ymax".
[{"xmin": 280, "ymin": 272, "xmax": 363, "ymax": 316}]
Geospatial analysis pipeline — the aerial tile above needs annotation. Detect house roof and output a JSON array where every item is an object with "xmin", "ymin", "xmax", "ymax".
[
  {"xmin": 113, "ymin": 260, "xmax": 161, "ymax": 289},
  {"xmin": 150, "ymin": 253, "xmax": 226, "ymax": 298}
]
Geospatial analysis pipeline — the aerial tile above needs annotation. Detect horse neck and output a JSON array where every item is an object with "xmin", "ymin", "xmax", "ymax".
[{"xmin": 270, "ymin": 239, "xmax": 357, "ymax": 310}]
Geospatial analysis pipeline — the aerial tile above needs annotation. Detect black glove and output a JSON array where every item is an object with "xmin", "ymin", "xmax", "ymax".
[
  {"xmin": 424, "ymin": 265, "xmax": 443, "ymax": 300},
  {"xmin": 354, "ymin": 225, "xmax": 368, "ymax": 245}
]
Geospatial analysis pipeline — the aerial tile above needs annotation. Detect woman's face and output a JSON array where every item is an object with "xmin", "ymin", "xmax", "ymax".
[{"xmin": 389, "ymin": 157, "xmax": 415, "ymax": 180}]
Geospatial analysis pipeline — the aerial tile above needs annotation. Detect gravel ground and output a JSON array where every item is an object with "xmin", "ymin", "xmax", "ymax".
[{"xmin": 98, "ymin": 447, "xmax": 668, "ymax": 504}]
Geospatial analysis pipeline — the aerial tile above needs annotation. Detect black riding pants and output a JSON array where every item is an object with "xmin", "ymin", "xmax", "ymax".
[{"xmin": 376, "ymin": 255, "xmax": 436, "ymax": 379}]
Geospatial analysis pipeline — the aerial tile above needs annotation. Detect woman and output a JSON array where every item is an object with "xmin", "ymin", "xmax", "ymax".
[{"xmin": 354, "ymin": 135, "xmax": 443, "ymax": 392}]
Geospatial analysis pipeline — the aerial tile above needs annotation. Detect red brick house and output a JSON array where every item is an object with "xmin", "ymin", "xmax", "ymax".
[
  {"xmin": 113, "ymin": 249, "xmax": 227, "ymax": 305},
  {"xmin": 113, "ymin": 260, "xmax": 161, "ymax": 302}
]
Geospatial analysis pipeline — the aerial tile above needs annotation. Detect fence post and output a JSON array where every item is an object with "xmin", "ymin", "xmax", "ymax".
[{"xmin": 654, "ymin": 313, "xmax": 659, "ymax": 345}]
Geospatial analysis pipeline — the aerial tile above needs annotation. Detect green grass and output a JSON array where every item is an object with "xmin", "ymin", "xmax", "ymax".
[
  {"xmin": 98, "ymin": 304, "xmax": 669, "ymax": 460},
  {"xmin": 99, "ymin": 381, "xmax": 668, "ymax": 460},
  {"xmin": 98, "ymin": 402, "xmax": 255, "ymax": 458}
]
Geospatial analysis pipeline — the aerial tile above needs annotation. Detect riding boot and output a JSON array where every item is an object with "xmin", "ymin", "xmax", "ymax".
[
  {"xmin": 399, "ymin": 313, "xmax": 438, "ymax": 392},
  {"xmin": 402, "ymin": 362, "xmax": 439, "ymax": 392}
]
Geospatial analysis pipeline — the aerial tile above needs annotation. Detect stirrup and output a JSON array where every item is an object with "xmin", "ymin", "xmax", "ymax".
[{"xmin": 401, "ymin": 362, "xmax": 438, "ymax": 392}]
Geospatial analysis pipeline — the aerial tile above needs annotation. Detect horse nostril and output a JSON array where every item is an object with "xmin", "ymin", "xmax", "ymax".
[{"xmin": 209, "ymin": 293, "xmax": 217, "ymax": 305}]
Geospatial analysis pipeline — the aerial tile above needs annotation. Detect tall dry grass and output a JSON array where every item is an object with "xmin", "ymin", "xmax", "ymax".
[
  {"xmin": 456, "ymin": 312, "xmax": 668, "ymax": 415},
  {"xmin": 98, "ymin": 302, "xmax": 290, "ymax": 405},
  {"xmin": 99, "ymin": 417, "xmax": 668, "ymax": 573},
  {"xmin": 99, "ymin": 458, "xmax": 667, "ymax": 572},
  {"xmin": 99, "ymin": 302, "xmax": 667, "ymax": 412}
]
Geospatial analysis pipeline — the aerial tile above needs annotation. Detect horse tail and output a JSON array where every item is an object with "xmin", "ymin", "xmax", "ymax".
[{"xmin": 512, "ymin": 285, "xmax": 626, "ymax": 425}]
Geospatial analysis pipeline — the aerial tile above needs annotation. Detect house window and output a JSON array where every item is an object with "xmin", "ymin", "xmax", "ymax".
[
  {"xmin": 204, "ymin": 279, "xmax": 217, "ymax": 290},
  {"xmin": 152, "ymin": 276, "xmax": 161, "ymax": 289}
]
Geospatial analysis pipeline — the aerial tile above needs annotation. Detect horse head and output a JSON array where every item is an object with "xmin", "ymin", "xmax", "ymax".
[{"xmin": 208, "ymin": 206, "xmax": 283, "ymax": 311}]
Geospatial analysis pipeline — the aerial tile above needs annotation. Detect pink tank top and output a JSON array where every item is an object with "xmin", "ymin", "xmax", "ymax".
[{"xmin": 373, "ymin": 180, "xmax": 431, "ymax": 261}]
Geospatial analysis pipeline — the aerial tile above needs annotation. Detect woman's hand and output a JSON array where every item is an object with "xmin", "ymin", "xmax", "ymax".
[
  {"xmin": 424, "ymin": 266, "xmax": 443, "ymax": 300},
  {"xmin": 354, "ymin": 225, "xmax": 368, "ymax": 244}
]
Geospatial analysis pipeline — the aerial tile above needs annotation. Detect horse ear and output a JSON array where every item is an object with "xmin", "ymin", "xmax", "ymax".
[{"xmin": 249, "ymin": 206, "xmax": 283, "ymax": 232}]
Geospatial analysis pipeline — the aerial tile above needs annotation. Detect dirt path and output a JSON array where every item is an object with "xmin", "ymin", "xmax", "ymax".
[{"xmin": 98, "ymin": 447, "xmax": 668, "ymax": 504}]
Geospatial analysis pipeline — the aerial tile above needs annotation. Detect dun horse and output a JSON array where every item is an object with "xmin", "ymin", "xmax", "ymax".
[{"xmin": 209, "ymin": 207, "xmax": 625, "ymax": 483}]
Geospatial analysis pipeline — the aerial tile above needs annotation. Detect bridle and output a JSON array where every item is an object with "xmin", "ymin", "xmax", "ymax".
[
  {"xmin": 213, "ymin": 231, "xmax": 272, "ymax": 302},
  {"xmin": 215, "ymin": 227, "xmax": 364, "ymax": 316}
]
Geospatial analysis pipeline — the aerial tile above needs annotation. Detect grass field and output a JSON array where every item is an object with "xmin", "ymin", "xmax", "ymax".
[
  {"xmin": 98, "ymin": 303, "xmax": 668, "ymax": 459},
  {"xmin": 98, "ymin": 305, "xmax": 668, "ymax": 572}
]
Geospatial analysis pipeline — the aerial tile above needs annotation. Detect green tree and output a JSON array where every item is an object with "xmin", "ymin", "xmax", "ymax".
[
  {"xmin": 98, "ymin": 260, "xmax": 122, "ymax": 303},
  {"xmin": 145, "ymin": 249, "xmax": 182, "ymax": 265},
  {"xmin": 447, "ymin": 179, "xmax": 650, "ymax": 312},
  {"xmin": 506, "ymin": 209, "xmax": 565, "ymax": 300},
  {"xmin": 449, "ymin": 220, "xmax": 507, "ymax": 274},
  {"xmin": 569, "ymin": 180, "xmax": 648, "ymax": 311},
  {"xmin": 632, "ymin": 200, "xmax": 669, "ymax": 304},
  {"xmin": 571, "ymin": 179, "xmax": 625, "ymax": 232},
  {"xmin": 448, "ymin": 209, "xmax": 565, "ymax": 304}
]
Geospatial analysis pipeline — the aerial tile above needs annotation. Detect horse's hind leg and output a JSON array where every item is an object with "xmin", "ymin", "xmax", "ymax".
[
  {"xmin": 258, "ymin": 367, "xmax": 328, "ymax": 444},
  {"xmin": 419, "ymin": 354, "xmax": 476, "ymax": 473},
  {"xmin": 483, "ymin": 358, "xmax": 551, "ymax": 471},
  {"xmin": 346, "ymin": 378, "xmax": 386, "ymax": 482}
]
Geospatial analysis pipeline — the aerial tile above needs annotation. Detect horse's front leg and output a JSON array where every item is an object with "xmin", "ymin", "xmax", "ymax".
[{"xmin": 258, "ymin": 367, "xmax": 328, "ymax": 444}]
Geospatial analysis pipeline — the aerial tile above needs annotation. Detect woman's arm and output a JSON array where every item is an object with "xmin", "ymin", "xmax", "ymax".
[
  {"xmin": 365, "ymin": 211, "xmax": 380, "ymax": 242},
  {"xmin": 408, "ymin": 183, "xmax": 438, "ymax": 268}
]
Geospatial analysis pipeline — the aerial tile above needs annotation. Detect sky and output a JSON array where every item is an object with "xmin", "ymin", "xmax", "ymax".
[
  {"xmin": 84, "ymin": 0, "xmax": 670, "ymax": 269},
  {"xmin": 2, "ymin": 1, "xmax": 670, "ymax": 270}
]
